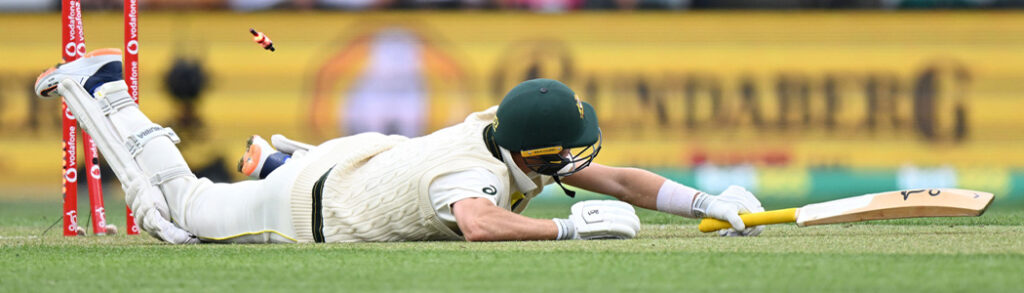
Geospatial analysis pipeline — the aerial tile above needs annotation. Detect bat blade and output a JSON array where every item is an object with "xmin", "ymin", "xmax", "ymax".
[
  {"xmin": 796, "ymin": 188, "xmax": 994, "ymax": 226},
  {"xmin": 698, "ymin": 188, "xmax": 994, "ymax": 232}
]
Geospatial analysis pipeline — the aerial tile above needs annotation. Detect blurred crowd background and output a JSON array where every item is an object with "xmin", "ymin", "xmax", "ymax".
[
  {"xmin": 3, "ymin": 0, "xmax": 1023, "ymax": 11},
  {"xmin": 1, "ymin": 1, "xmax": 1023, "ymax": 205}
]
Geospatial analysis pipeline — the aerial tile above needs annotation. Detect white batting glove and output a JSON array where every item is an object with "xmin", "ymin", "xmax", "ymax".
[
  {"xmin": 125, "ymin": 181, "xmax": 198, "ymax": 244},
  {"xmin": 553, "ymin": 200, "xmax": 641, "ymax": 240},
  {"xmin": 138, "ymin": 208, "xmax": 199, "ymax": 244},
  {"xmin": 693, "ymin": 185, "xmax": 765, "ymax": 237}
]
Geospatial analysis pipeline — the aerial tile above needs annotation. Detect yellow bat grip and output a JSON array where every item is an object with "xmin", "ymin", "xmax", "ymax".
[{"xmin": 698, "ymin": 208, "xmax": 799, "ymax": 233}]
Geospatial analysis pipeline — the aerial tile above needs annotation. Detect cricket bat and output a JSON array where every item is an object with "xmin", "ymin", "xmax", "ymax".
[{"xmin": 698, "ymin": 188, "xmax": 994, "ymax": 233}]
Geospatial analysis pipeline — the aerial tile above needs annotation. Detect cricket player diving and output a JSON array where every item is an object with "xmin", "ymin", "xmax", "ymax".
[{"xmin": 34, "ymin": 49, "xmax": 765, "ymax": 244}]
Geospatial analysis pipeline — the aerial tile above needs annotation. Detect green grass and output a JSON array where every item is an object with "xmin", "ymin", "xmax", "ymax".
[{"xmin": 1, "ymin": 196, "xmax": 1023, "ymax": 292}]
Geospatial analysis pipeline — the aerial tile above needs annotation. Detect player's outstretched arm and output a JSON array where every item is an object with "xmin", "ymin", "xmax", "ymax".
[
  {"xmin": 452, "ymin": 197, "xmax": 641, "ymax": 241},
  {"xmin": 562, "ymin": 163, "xmax": 664, "ymax": 210},
  {"xmin": 563, "ymin": 163, "xmax": 765, "ymax": 236},
  {"xmin": 452, "ymin": 197, "xmax": 559, "ymax": 241}
]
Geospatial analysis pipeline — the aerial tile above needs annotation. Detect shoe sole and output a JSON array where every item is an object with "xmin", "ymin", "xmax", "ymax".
[
  {"xmin": 238, "ymin": 136, "xmax": 263, "ymax": 177},
  {"xmin": 35, "ymin": 48, "xmax": 123, "ymax": 98}
]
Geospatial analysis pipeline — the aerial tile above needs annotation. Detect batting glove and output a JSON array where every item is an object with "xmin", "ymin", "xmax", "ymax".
[
  {"xmin": 126, "ymin": 181, "xmax": 198, "ymax": 244},
  {"xmin": 554, "ymin": 200, "xmax": 641, "ymax": 240},
  {"xmin": 693, "ymin": 185, "xmax": 765, "ymax": 237},
  {"xmin": 139, "ymin": 207, "xmax": 199, "ymax": 244}
]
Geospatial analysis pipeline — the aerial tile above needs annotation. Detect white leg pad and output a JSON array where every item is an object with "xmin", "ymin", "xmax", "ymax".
[
  {"xmin": 149, "ymin": 165, "xmax": 193, "ymax": 186},
  {"xmin": 92, "ymin": 81, "xmax": 197, "ymax": 215},
  {"xmin": 58, "ymin": 80, "xmax": 148, "ymax": 206},
  {"xmin": 61, "ymin": 80, "xmax": 298, "ymax": 244},
  {"xmin": 126, "ymin": 126, "xmax": 181, "ymax": 158},
  {"xmin": 58, "ymin": 79, "xmax": 197, "ymax": 244},
  {"xmin": 96, "ymin": 84, "xmax": 137, "ymax": 116}
]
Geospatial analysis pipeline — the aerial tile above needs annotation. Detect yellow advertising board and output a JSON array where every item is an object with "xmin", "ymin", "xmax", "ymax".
[{"xmin": 1, "ymin": 12, "xmax": 1023, "ymax": 193}]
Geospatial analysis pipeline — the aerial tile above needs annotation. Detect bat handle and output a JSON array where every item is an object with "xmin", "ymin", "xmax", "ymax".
[{"xmin": 698, "ymin": 208, "xmax": 799, "ymax": 233}]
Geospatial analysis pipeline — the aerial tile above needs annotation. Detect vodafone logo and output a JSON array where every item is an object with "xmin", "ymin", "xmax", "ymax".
[
  {"xmin": 64, "ymin": 106, "xmax": 75, "ymax": 119},
  {"xmin": 65, "ymin": 167, "xmax": 78, "ymax": 183},
  {"xmin": 95, "ymin": 207, "xmax": 107, "ymax": 226},
  {"xmin": 128, "ymin": 210, "xmax": 140, "ymax": 233},
  {"xmin": 65, "ymin": 42, "xmax": 78, "ymax": 57},
  {"xmin": 65, "ymin": 210, "xmax": 78, "ymax": 232},
  {"xmin": 77, "ymin": 43, "xmax": 86, "ymax": 57},
  {"xmin": 90, "ymin": 164, "xmax": 101, "ymax": 180},
  {"xmin": 66, "ymin": 125, "xmax": 77, "ymax": 169},
  {"xmin": 126, "ymin": 40, "xmax": 139, "ymax": 55}
]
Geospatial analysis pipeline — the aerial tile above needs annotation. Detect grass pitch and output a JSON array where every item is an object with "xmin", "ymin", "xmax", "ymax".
[{"xmin": 1, "ymin": 197, "xmax": 1022, "ymax": 293}]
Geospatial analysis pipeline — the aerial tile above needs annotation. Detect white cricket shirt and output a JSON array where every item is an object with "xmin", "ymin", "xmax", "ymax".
[{"xmin": 428, "ymin": 146, "xmax": 553, "ymax": 233}]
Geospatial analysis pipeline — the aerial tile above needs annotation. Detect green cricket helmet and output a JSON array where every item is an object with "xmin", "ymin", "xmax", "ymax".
[{"xmin": 492, "ymin": 78, "xmax": 601, "ymax": 177}]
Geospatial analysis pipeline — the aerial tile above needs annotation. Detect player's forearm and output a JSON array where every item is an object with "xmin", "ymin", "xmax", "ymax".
[
  {"xmin": 453, "ymin": 198, "xmax": 557, "ymax": 241},
  {"xmin": 597, "ymin": 166, "xmax": 705, "ymax": 219},
  {"xmin": 608, "ymin": 167, "xmax": 666, "ymax": 210},
  {"xmin": 563, "ymin": 164, "xmax": 662, "ymax": 209},
  {"xmin": 462, "ymin": 210, "xmax": 558, "ymax": 241},
  {"xmin": 564, "ymin": 163, "xmax": 704, "ymax": 218}
]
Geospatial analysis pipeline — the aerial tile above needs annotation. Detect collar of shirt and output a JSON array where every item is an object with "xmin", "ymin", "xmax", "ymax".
[{"xmin": 499, "ymin": 146, "xmax": 542, "ymax": 194}]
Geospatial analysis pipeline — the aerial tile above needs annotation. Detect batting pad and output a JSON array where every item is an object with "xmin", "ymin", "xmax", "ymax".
[{"xmin": 57, "ymin": 79, "xmax": 172, "ymax": 221}]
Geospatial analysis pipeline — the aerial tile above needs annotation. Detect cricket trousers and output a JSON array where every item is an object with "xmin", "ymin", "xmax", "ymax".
[{"xmin": 164, "ymin": 138, "xmax": 350, "ymax": 243}]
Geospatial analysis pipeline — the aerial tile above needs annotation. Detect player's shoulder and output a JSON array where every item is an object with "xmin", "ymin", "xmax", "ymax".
[
  {"xmin": 435, "ymin": 167, "xmax": 502, "ymax": 187},
  {"xmin": 463, "ymin": 105, "xmax": 499, "ymax": 123},
  {"xmin": 430, "ymin": 167, "xmax": 506, "ymax": 200}
]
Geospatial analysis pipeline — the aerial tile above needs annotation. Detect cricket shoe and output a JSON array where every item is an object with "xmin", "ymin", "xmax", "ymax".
[
  {"xmin": 237, "ymin": 135, "xmax": 291, "ymax": 179},
  {"xmin": 35, "ymin": 48, "xmax": 124, "ymax": 99}
]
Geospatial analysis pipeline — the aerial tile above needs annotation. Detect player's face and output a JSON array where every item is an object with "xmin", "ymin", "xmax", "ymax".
[
  {"xmin": 510, "ymin": 153, "xmax": 534, "ymax": 175},
  {"xmin": 517, "ymin": 132, "xmax": 601, "ymax": 177},
  {"xmin": 511, "ymin": 151, "xmax": 575, "ymax": 175}
]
